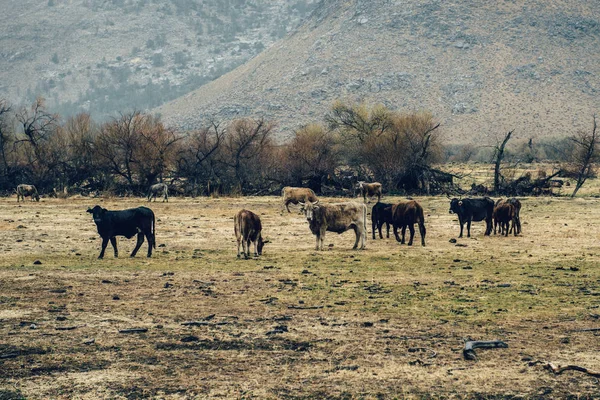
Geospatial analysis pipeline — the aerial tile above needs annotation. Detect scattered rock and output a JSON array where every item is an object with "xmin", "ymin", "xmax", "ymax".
[
  {"xmin": 83, "ymin": 338, "xmax": 95, "ymax": 345},
  {"xmin": 362, "ymin": 322, "xmax": 374, "ymax": 327},
  {"xmin": 112, "ymin": 295, "xmax": 120, "ymax": 300},
  {"xmin": 181, "ymin": 335, "xmax": 199, "ymax": 342},
  {"xmin": 449, "ymin": 238, "xmax": 457, "ymax": 243},
  {"xmin": 33, "ymin": 260, "xmax": 42, "ymax": 265},
  {"xmin": 164, "ymin": 282, "xmax": 173, "ymax": 288}
]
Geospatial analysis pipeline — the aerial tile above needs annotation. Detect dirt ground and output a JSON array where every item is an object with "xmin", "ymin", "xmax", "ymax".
[{"xmin": 0, "ymin": 194, "xmax": 599, "ymax": 399}]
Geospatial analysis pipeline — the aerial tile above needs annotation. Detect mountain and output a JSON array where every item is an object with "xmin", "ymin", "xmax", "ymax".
[
  {"xmin": 155, "ymin": 0, "xmax": 600, "ymax": 144},
  {"xmin": 0, "ymin": 0, "xmax": 317, "ymax": 119}
]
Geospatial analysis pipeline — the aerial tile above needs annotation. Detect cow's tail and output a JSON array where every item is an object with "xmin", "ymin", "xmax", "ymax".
[{"xmin": 152, "ymin": 212, "xmax": 156, "ymax": 249}]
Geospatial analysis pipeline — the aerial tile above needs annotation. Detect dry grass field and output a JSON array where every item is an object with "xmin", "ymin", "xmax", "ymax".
[{"xmin": 1, "ymin": 192, "xmax": 599, "ymax": 399}]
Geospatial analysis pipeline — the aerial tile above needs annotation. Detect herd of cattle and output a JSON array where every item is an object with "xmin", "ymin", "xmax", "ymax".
[{"xmin": 14, "ymin": 181, "xmax": 522, "ymax": 259}]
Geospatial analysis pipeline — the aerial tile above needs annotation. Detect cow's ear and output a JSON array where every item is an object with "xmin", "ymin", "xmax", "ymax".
[{"xmin": 86, "ymin": 208, "xmax": 93, "ymax": 214}]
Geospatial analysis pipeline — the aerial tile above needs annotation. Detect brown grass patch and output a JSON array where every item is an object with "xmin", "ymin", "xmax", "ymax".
[{"xmin": 0, "ymin": 194, "xmax": 599, "ymax": 398}]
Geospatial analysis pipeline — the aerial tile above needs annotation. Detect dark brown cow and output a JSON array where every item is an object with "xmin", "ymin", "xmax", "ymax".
[
  {"xmin": 16, "ymin": 184, "xmax": 40, "ymax": 202},
  {"xmin": 493, "ymin": 202, "xmax": 516, "ymax": 236},
  {"xmin": 495, "ymin": 198, "xmax": 522, "ymax": 234},
  {"xmin": 234, "ymin": 209, "xmax": 268, "ymax": 259},
  {"xmin": 282, "ymin": 187, "xmax": 318, "ymax": 213},
  {"xmin": 356, "ymin": 181, "xmax": 382, "ymax": 203},
  {"xmin": 391, "ymin": 200, "xmax": 426, "ymax": 246},
  {"xmin": 301, "ymin": 201, "xmax": 367, "ymax": 250},
  {"xmin": 371, "ymin": 201, "xmax": 394, "ymax": 239}
]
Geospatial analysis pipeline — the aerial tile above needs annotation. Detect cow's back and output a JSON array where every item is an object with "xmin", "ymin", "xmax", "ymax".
[
  {"xmin": 317, "ymin": 202, "xmax": 365, "ymax": 233},
  {"xmin": 235, "ymin": 209, "xmax": 262, "ymax": 242}
]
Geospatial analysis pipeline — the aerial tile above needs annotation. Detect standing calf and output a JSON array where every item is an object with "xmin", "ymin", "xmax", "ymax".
[
  {"xmin": 16, "ymin": 184, "xmax": 40, "ymax": 202},
  {"xmin": 371, "ymin": 202, "xmax": 394, "ymax": 239},
  {"xmin": 493, "ymin": 202, "xmax": 517, "ymax": 236},
  {"xmin": 87, "ymin": 206, "xmax": 156, "ymax": 259},
  {"xmin": 234, "ymin": 209, "xmax": 268, "ymax": 259},
  {"xmin": 391, "ymin": 200, "xmax": 426, "ymax": 246},
  {"xmin": 495, "ymin": 198, "xmax": 522, "ymax": 234},
  {"xmin": 147, "ymin": 183, "xmax": 168, "ymax": 202}
]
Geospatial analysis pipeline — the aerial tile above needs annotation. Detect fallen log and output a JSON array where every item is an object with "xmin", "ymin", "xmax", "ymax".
[
  {"xmin": 55, "ymin": 325, "xmax": 85, "ymax": 331},
  {"xmin": 463, "ymin": 340, "xmax": 508, "ymax": 360},
  {"xmin": 119, "ymin": 328, "xmax": 148, "ymax": 334},
  {"xmin": 544, "ymin": 363, "xmax": 600, "ymax": 378}
]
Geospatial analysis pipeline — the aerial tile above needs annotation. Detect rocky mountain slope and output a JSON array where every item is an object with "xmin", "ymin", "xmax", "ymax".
[
  {"xmin": 0, "ymin": 0, "xmax": 317, "ymax": 119},
  {"xmin": 156, "ymin": 0, "xmax": 600, "ymax": 144}
]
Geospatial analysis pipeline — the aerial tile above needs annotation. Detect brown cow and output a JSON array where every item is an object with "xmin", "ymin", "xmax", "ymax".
[
  {"xmin": 371, "ymin": 201, "xmax": 394, "ymax": 239},
  {"xmin": 16, "ymin": 184, "xmax": 40, "ymax": 202},
  {"xmin": 282, "ymin": 186, "xmax": 318, "ymax": 213},
  {"xmin": 391, "ymin": 200, "xmax": 426, "ymax": 246},
  {"xmin": 493, "ymin": 202, "xmax": 517, "ymax": 236},
  {"xmin": 301, "ymin": 201, "xmax": 367, "ymax": 250},
  {"xmin": 234, "ymin": 209, "xmax": 268, "ymax": 259},
  {"xmin": 495, "ymin": 198, "xmax": 522, "ymax": 234},
  {"xmin": 356, "ymin": 181, "xmax": 382, "ymax": 203}
]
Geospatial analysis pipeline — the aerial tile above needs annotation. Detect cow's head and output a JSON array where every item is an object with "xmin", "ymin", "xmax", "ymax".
[
  {"xmin": 257, "ymin": 236, "xmax": 270, "ymax": 256},
  {"xmin": 355, "ymin": 181, "xmax": 365, "ymax": 190},
  {"xmin": 34, "ymin": 192, "xmax": 40, "ymax": 202},
  {"xmin": 300, "ymin": 201, "xmax": 319, "ymax": 222},
  {"xmin": 449, "ymin": 198, "xmax": 462, "ymax": 214},
  {"xmin": 87, "ymin": 205, "xmax": 107, "ymax": 223}
]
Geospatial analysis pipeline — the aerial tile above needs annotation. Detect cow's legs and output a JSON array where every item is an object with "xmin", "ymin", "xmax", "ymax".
[
  {"xmin": 241, "ymin": 239, "xmax": 248, "ymax": 259},
  {"xmin": 144, "ymin": 232, "xmax": 153, "ymax": 257},
  {"xmin": 352, "ymin": 226, "xmax": 360, "ymax": 249},
  {"xmin": 236, "ymin": 238, "xmax": 242, "ymax": 258},
  {"xmin": 110, "ymin": 237, "xmax": 118, "ymax": 257},
  {"xmin": 319, "ymin": 229, "xmax": 326, "ymax": 250},
  {"xmin": 466, "ymin": 220, "xmax": 471, "ymax": 237},
  {"xmin": 458, "ymin": 219, "xmax": 464, "ymax": 238},
  {"xmin": 407, "ymin": 224, "xmax": 415, "ymax": 246},
  {"xmin": 401, "ymin": 225, "xmax": 407, "ymax": 244},
  {"xmin": 130, "ymin": 232, "xmax": 144, "ymax": 257},
  {"xmin": 99, "ymin": 237, "xmax": 109, "ymax": 259},
  {"xmin": 385, "ymin": 222, "xmax": 390, "ymax": 238},
  {"xmin": 253, "ymin": 239, "xmax": 258, "ymax": 257},
  {"xmin": 285, "ymin": 201, "xmax": 291, "ymax": 213},
  {"xmin": 393, "ymin": 223, "xmax": 401, "ymax": 243},
  {"xmin": 485, "ymin": 217, "xmax": 492, "ymax": 236},
  {"xmin": 419, "ymin": 222, "xmax": 426, "ymax": 246}
]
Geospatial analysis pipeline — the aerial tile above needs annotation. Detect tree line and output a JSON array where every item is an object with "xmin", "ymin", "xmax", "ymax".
[{"xmin": 0, "ymin": 97, "xmax": 596, "ymax": 197}]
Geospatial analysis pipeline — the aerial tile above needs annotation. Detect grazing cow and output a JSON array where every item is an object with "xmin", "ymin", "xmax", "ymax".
[
  {"xmin": 16, "ymin": 184, "xmax": 40, "ymax": 202},
  {"xmin": 234, "ymin": 209, "xmax": 269, "ymax": 259},
  {"xmin": 301, "ymin": 201, "xmax": 367, "ymax": 250},
  {"xmin": 282, "ymin": 186, "xmax": 318, "ymax": 213},
  {"xmin": 147, "ymin": 183, "xmax": 168, "ymax": 202},
  {"xmin": 449, "ymin": 197, "xmax": 494, "ymax": 238},
  {"xmin": 371, "ymin": 202, "xmax": 394, "ymax": 239},
  {"xmin": 495, "ymin": 198, "xmax": 522, "ymax": 234},
  {"xmin": 87, "ymin": 205, "xmax": 156, "ymax": 259},
  {"xmin": 391, "ymin": 200, "xmax": 426, "ymax": 246},
  {"xmin": 356, "ymin": 181, "xmax": 382, "ymax": 203},
  {"xmin": 493, "ymin": 202, "xmax": 517, "ymax": 236}
]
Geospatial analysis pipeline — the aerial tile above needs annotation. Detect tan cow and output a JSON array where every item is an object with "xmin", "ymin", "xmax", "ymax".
[
  {"xmin": 16, "ymin": 184, "xmax": 40, "ymax": 202},
  {"xmin": 356, "ymin": 181, "xmax": 382, "ymax": 203},
  {"xmin": 234, "ymin": 209, "xmax": 268, "ymax": 259},
  {"xmin": 282, "ymin": 186, "xmax": 318, "ymax": 213},
  {"xmin": 301, "ymin": 201, "xmax": 367, "ymax": 250},
  {"xmin": 391, "ymin": 200, "xmax": 426, "ymax": 246}
]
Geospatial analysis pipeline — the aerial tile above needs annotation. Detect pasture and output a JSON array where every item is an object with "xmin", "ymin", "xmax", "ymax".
[{"xmin": 0, "ymin": 195, "xmax": 599, "ymax": 399}]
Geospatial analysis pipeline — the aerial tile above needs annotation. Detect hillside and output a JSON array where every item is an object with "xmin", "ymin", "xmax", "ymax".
[
  {"xmin": 156, "ymin": 0, "xmax": 600, "ymax": 144},
  {"xmin": 0, "ymin": 0, "xmax": 317, "ymax": 119}
]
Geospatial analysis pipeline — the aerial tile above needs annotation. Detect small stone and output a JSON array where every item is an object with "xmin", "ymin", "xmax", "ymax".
[{"xmin": 33, "ymin": 260, "xmax": 42, "ymax": 265}]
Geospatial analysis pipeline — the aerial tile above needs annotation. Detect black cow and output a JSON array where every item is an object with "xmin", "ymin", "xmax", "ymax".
[
  {"xmin": 87, "ymin": 205, "xmax": 156, "ymax": 259},
  {"xmin": 449, "ymin": 197, "xmax": 494, "ymax": 238},
  {"xmin": 371, "ymin": 202, "xmax": 394, "ymax": 239}
]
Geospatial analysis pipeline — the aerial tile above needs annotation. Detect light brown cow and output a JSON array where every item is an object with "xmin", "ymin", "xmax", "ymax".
[
  {"xmin": 391, "ymin": 200, "xmax": 426, "ymax": 246},
  {"xmin": 147, "ymin": 183, "xmax": 168, "ymax": 202},
  {"xmin": 493, "ymin": 202, "xmax": 517, "ymax": 236},
  {"xmin": 234, "ymin": 209, "xmax": 268, "ymax": 259},
  {"xmin": 282, "ymin": 186, "xmax": 318, "ymax": 213},
  {"xmin": 301, "ymin": 201, "xmax": 367, "ymax": 250},
  {"xmin": 356, "ymin": 181, "xmax": 382, "ymax": 203},
  {"xmin": 16, "ymin": 184, "xmax": 40, "ymax": 202}
]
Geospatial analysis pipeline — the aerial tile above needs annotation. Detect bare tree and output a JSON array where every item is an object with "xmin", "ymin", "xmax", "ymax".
[
  {"xmin": 569, "ymin": 115, "xmax": 597, "ymax": 197},
  {"xmin": 493, "ymin": 130, "xmax": 513, "ymax": 193}
]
